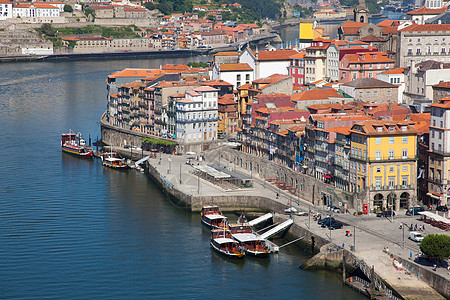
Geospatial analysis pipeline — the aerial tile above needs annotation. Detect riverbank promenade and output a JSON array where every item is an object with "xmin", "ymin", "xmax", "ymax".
[{"xmin": 124, "ymin": 145, "xmax": 448, "ymax": 300}]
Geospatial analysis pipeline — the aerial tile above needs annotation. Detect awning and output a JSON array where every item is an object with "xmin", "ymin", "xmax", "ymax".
[
  {"xmin": 418, "ymin": 211, "xmax": 450, "ymax": 224},
  {"xmin": 323, "ymin": 174, "xmax": 331, "ymax": 179},
  {"xmin": 426, "ymin": 192, "xmax": 441, "ymax": 200}
]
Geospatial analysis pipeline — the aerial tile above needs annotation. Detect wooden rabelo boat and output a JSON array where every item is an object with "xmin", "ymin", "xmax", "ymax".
[
  {"xmin": 210, "ymin": 228, "xmax": 245, "ymax": 259},
  {"xmin": 61, "ymin": 131, "xmax": 93, "ymax": 158},
  {"xmin": 228, "ymin": 216, "xmax": 270, "ymax": 257},
  {"xmin": 201, "ymin": 204, "xmax": 227, "ymax": 229}
]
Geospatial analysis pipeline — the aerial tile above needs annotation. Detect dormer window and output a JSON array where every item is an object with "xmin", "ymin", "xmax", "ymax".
[
  {"xmin": 401, "ymin": 125, "xmax": 407, "ymax": 131},
  {"xmin": 362, "ymin": 55, "xmax": 365, "ymax": 59},
  {"xmin": 373, "ymin": 54, "xmax": 377, "ymax": 59},
  {"xmin": 389, "ymin": 126, "xmax": 395, "ymax": 132},
  {"xmin": 376, "ymin": 126, "xmax": 382, "ymax": 132}
]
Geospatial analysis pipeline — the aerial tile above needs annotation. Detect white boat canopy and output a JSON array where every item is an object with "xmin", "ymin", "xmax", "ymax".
[
  {"xmin": 204, "ymin": 214, "xmax": 227, "ymax": 220},
  {"xmin": 214, "ymin": 237, "xmax": 235, "ymax": 244},
  {"xmin": 418, "ymin": 211, "xmax": 450, "ymax": 224},
  {"xmin": 232, "ymin": 233, "xmax": 262, "ymax": 243}
]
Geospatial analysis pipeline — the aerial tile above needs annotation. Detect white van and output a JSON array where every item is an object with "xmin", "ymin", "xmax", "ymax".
[{"xmin": 409, "ymin": 231, "xmax": 424, "ymax": 242}]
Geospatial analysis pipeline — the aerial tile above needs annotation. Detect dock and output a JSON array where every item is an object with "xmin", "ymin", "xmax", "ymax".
[
  {"xmin": 260, "ymin": 219, "xmax": 293, "ymax": 240},
  {"xmin": 248, "ymin": 213, "xmax": 273, "ymax": 227}
]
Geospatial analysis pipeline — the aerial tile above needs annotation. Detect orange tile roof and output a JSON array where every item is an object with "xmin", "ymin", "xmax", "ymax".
[
  {"xmin": 325, "ymin": 127, "xmax": 352, "ymax": 135},
  {"xmin": 161, "ymin": 64, "xmax": 190, "ymax": 70},
  {"xmin": 219, "ymin": 63, "xmax": 252, "ymax": 72},
  {"xmin": 252, "ymin": 74, "xmax": 290, "ymax": 84},
  {"xmin": 257, "ymin": 49, "xmax": 299, "ymax": 61},
  {"xmin": 431, "ymin": 98, "xmax": 450, "ymax": 108},
  {"xmin": 202, "ymin": 79, "xmax": 233, "ymax": 86},
  {"xmin": 382, "ymin": 26, "xmax": 398, "ymax": 34},
  {"xmin": 108, "ymin": 68, "xmax": 165, "ymax": 79},
  {"xmin": 318, "ymin": 115, "xmax": 372, "ymax": 122},
  {"xmin": 291, "ymin": 88, "xmax": 344, "ymax": 102},
  {"xmin": 382, "ymin": 67, "xmax": 404, "ymax": 74},
  {"xmin": 343, "ymin": 51, "xmax": 393, "ymax": 64},
  {"xmin": 433, "ymin": 81, "xmax": 450, "ymax": 88},
  {"xmin": 360, "ymin": 35, "xmax": 385, "ymax": 42},
  {"xmin": 340, "ymin": 21, "xmax": 367, "ymax": 35},
  {"xmin": 376, "ymin": 19, "xmax": 400, "ymax": 27},
  {"xmin": 351, "ymin": 120, "xmax": 417, "ymax": 135},
  {"xmin": 308, "ymin": 103, "xmax": 344, "ymax": 110},
  {"xmin": 290, "ymin": 50, "xmax": 306, "ymax": 59},
  {"xmin": 214, "ymin": 51, "xmax": 239, "ymax": 56},
  {"xmin": 399, "ymin": 24, "xmax": 450, "ymax": 32},
  {"xmin": 407, "ymin": 5, "xmax": 448, "ymax": 15}
]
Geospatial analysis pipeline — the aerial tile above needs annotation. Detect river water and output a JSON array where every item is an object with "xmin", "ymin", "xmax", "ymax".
[{"xmin": 0, "ymin": 58, "xmax": 363, "ymax": 299}]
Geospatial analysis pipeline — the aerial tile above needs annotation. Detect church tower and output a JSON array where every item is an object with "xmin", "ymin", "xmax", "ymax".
[{"xmin": 354, "ymin": 0, "xmax": 369, "ymax": 23}]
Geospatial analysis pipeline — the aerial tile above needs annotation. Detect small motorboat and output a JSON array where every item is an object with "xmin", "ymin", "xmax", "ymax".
[
  {"xmin": 101, "ymin": 152, "xmax": 129, "ymax": 169},
  {"xmin": 61, "ymin": 131, "xmax": 93, "ymax": 158}
]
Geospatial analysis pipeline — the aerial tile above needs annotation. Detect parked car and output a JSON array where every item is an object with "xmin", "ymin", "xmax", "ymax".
[
  {"xmin": 227, "ymin": 138, "xmax": 236, "ymax": 142},
  {"xmin": 437, "ymin": 205, "xmax": 449, "ymax": 212},
  {"xmin": 409, "ymin": 231, "xmax": 424, "ymax": 242},
  {"xmin": 318, "ymin": 217, "xmax": 334, "ymax": 225},
  {"xmin": 326, "ymin": 205, "xmax": 341, "ymax": 213},
  {"xmin": 327, "ymin": 221, "xmax": 343, "ymax": 230},
  {"xmin": 376, "ymin": 211, "xmax": 395, "ymax": 217},
  {"xmin": 406, "ymin": 206, "xmax": 425, "ymax": 216},
  {"xmin": 321, "ymin": 219, "xmax": 336, "ymax": 228}
]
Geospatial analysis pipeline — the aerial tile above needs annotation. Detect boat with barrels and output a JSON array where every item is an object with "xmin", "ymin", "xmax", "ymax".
[{"xmin": 61, "ymin": 131, "xmax": 93, "ymax": 158}]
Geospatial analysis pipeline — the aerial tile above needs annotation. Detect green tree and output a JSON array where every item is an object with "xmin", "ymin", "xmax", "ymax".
[
  {"xmin": 40, "ymin": 23, "xmax": 56, "ymax": 37},
  {"xmin": 64, "ymin": 4, "xmax": 73, "ymax": 13},
  {"xmin": 157, "ymin": 2, "xmax": 173, "ymax": 15},
  {"xmin": 143, "ymin": 2, "xmax": 155, "ymax": 10},
  {"xmin": 420, "ymin": 234, "xmax": 450, "ymax": 261}
]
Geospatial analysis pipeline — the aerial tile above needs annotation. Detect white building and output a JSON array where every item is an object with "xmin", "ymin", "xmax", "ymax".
[
  {"xmin": 176, "ymin": 86, "xmax": 219, "ymax": 144},
  {"xmin": 13, "ymin": 3, "xmax": 60, "ymax": 18},
  {"xmin": 239, "ymin": 48, "xmax": 298, "ymax": 79},
  {"xmin": 0, "ymin": 0, "xmax": 13, "ymax": 20},
  {"xmin": 32, "ymin": 1, "xmax": 65, "ymax": 12},
  {"xmin": 377, "ymin": 68, "xmax": 406, "ymax": 104},
  {"xmin": 212, "ymin": 63, "xmax": 253, "ymax": 88}
]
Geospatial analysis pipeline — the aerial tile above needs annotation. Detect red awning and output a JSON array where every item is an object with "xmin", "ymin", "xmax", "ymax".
[{"xmin": 322, "ymin": 174, "xmax": 331, "ymax": 179}]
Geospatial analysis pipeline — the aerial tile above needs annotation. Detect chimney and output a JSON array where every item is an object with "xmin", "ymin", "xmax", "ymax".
[{"xmin": 388, "ymin": 102, "xmax": 393, "ymax": 111}]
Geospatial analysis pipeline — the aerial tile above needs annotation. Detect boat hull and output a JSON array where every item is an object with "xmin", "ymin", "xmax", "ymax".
[
  {"xmin": 62, "ymin": 146, "xmax": 93, "ymax": 157},
  {"xmin": 210, "ymin": 241, "xmax": 245, "ymax": 259},
  {"xmin": 102, "ymin": 161, "xmax": 129, "ymax": 169}
]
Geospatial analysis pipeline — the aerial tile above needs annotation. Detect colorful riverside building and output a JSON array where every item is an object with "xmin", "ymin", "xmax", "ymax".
[
  {"xmin": 427, "ymin": 97, "xmax": 450, "ymax": 206},
  {"xmin": 349, "ymin": 120, "xmax": 417, "ymax": 212}
]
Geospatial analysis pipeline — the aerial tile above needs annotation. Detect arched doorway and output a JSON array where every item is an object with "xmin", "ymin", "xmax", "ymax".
[
  {"xmin": 400, "ymin": 192, "xmax": 410, "ymax": 209},
  {"xmin": 387, "ymin": 193, "xmax": 397, "ymax": 211},
  {"xmin": 373, "ymin": 194, "xmax": 383, "ymax": 211}
]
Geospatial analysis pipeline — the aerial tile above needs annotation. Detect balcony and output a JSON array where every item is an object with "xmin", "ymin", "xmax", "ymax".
[
  {"xmin": 428, "ymin": 178, "xmax": 446, "ymax": 184},
  {"xmin": 370, "ymin": 184, "xmax": 415, "ymax": 191}
]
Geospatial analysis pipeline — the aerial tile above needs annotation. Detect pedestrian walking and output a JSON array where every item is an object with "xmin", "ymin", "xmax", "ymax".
[
  {"xmin": 410, "ymin": 252, "xmax": 412, "ymax": 260},
  {"xmin": 415, "ymin": 224, "xmax": 418, "ymax": 231},
  {"xmin": 399, "ymin": 222, "xmax": 403, "ymax": 229}
]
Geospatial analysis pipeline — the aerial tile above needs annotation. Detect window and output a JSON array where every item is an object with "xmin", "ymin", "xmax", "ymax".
[
  {"xmin": 375, "ymin": 177, "xmax": 382, "ymax": 187},
  {"xmin": 439, "ymin": 132, "xmax": 442, "ymax": 139},
  {"xmin": 388, "ymin": 149, "xmax": 394, "ymax": 159},
  {"xmin": 374, "ymin": 91, "xmax": 378, "ymax": 96},
  {"xmin": 389, "ymin": 126, "xmax": 395, "ymax": 132},
  {"xmin": 359, "ymin": 91, "xmax": 363, "ymax": 97},
  {"xmin": 387, "ymin": 91, "xmax": 391, "ymax": 96},
  {"xmin": 376, "ymin": 167, "xmax": 381, "ymax": 173},
  {"xmin": 388, "ymin": 176, "xmax": 395, "ymax": 187},
  {"xmin": 402, "ymin": 176, "xmax": 409, "ymax": 187},
  {"xmin": 369, "ymin": 64, "xmax": 373, "ymax": 69},
  {"xmin": 402, "ymin": 165, "xmax": 408, "ymax": 172},
  {"xmin": 369, "ymin": 73, "xmax": 373, "ymax": 78},
  {"xmin": 389, "ymin": 166, "xmax": 394, "ymax": 173},
  {"xmin": 389, "ymin": 137, "xmax": 394, "ymax": 144},
  {"xmin": 402, "ymin": 149, "xmax": 408, "ymax": 158},
  {"xmin": 375, "ymin": 150, "xmax": 381, "ymax": 160}
]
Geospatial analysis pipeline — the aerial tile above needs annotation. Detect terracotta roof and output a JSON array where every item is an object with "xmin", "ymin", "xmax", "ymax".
[
  {"xmin": 382, "ymin": 67, "xmax": 404, "ymax": 74},
  {"xmin": 202, "ymin": 79, "xmax": 233, "ymax": 86},
  {"xmin": 382, "ymin": 26, "xmax": 398, "ymax": 34},
  {"xmin": 399, "ymin": 24, "xmax": 450, "ymax": 32},
  {"xmin": 325, "ymin": 127, "xmax": 352, "ymax": 135},
  {"xmin": 318, "ymin": 115, "xmax": 372, "ymax": 122},
  {"xmin": 351, "ymin": 120, "xmax": 417, "ymax": 136},
  {"xmin": 339, "ymin": 21, "xmax": 367, "ymax": 35},
  {"xmin": 360, "ymin": 35, "xmax": 385, "ymax": 42},
  {"xmin": 342, "ymin": 51, "xmax": 393, "ymax": 64},
  {"xmin": 433, "ymin": 81, "xmax": 450, "ymax": 88},
  {"xmin": 341, "ymin": 78, "xmax": 397, "ymax": 88},
  {"xmin": 376, "ymin": 20, "xmax": 400, "ymax": 27},
  {"xmin": 252, "ymin": 74, "xmax": 290, "ymax": 85},
  {"xmin": 308, "ymin": 103, "xmax": 344, "ymax": 110},
  {"xmin": 108, "ymin": 68, "xmax": 164, "ymax": 79},
  {"xmin": 291, "ymin": 88, "xmax": 344, "ymax": 102},
  {"xmin": 214, "ymin": 51, "xmax": 238, "ymax": 56},
  {"xmin": 407, "ymin": 5, "xmax": 448, "ymax": 15},
  {"xmin": 257, "ymin": 49, "xmax": 299, "ymax": 61},
  {"xmin": 431, "ymin": 98, "xmax": 450, "ymax": 108},
  {"xmin": 218, "ymin": 94, "xmax": 236, "ymax": 105},
  {"xmin": 290, "ymin": 50, "xmax": 306, "ymax": 59},
  {"xmin": 120, "ymin": 80, "xmax": 142, "ymax": 89},
  {"xmin": 219, "ymin": 63, "xmax": 252, "ymax": 72},
  {"xmin": 161, "ymin": 64, "xmax": 190, "ymax": 70},
  {"xmin": 195, "ymin": 86, "xmax": 219, "ymax": 92}
]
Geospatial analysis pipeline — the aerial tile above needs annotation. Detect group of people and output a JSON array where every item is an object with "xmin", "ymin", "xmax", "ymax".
[{"xmin": 399, "ymin": 222, "xmax": 425, "ymax": 231}]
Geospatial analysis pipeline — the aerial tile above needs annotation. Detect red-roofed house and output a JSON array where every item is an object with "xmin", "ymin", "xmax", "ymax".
[
  {"xmin": 0, "ymin": 0, "xmax": 12, "ymax": 19},
  {"xmin": 212, "ymin": 63, "xmax": 254, "ymax": 89},
  {"xmin": 13, "ymin": 3, "xmax": 59, "ymax": 18},
  {"xmin": 407, "ymin": 5, "xmax": 448, "ymax": 25},
  {"xmin": 239, "ymin": 48, "xmax": 299, "ymax": 79},
  {"xmin": 291, "ymin": 88, "xmax": 347, "ymax": 109},
  {"xmin": 432, "ymin": 81, "xmax": 450, "ymax": 101},
  {"xmin": 340, "ymin": 51, "xmax": 394, "ymax": 83},
  {"xmin": 218, "ymin": 94, "xmax": 238, "ymax": 135},
  {"xmin": 288, "ymin": 51, "xmax": 306, "ymax": 87},
  {"xmin": 377, "ymin": 68, "xmax": 405, "ymax": 103},
  {"xmin": 304, "ymin": 38, "xmax": 333, "ymax": 84}
]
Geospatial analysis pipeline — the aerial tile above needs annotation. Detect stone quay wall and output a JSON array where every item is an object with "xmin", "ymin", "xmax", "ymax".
[{"xmin": 219, "ymin": 149, "xmax": 362, "ymax": 211}]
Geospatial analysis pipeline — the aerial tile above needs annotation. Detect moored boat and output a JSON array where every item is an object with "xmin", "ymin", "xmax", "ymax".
[
  {"xmin": 201, "ymin": 204, "xmax": 227, "ymax": 229},
  {"xmin": 210, "ymin": 236, "xmax": 245, "ymax": 259},
  {"xmin": 228, "ymin": 221, "xmax": 269, "ymax": 257},
  {"xmin": 61, "ymin": 131, "xmax": 93, "ymax": 158},
  {"xmin": 101, "ymin": 152, "xmax": 129, "ymax": 169}
]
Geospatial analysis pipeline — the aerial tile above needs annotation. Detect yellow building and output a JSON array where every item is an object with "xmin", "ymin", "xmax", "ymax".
[{"xmin": 349, "ymin": 120, "xmax": 417, "ymax": 212}]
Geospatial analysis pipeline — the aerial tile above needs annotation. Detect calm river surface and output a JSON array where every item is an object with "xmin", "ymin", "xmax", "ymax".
[{"xmin": 0, "ymin": 57, "xmax": 363, "ymax": 299}]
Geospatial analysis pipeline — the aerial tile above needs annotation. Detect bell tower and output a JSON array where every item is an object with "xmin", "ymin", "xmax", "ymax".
[{"xmin": 354, "ymin": 0, "xmax": 369, "ymax": 23}]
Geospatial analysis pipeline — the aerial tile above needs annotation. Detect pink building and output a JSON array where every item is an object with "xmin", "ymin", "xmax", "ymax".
[{"xmin": 340, "ymin": 51, "xmax": 394, "ymax": 83}]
